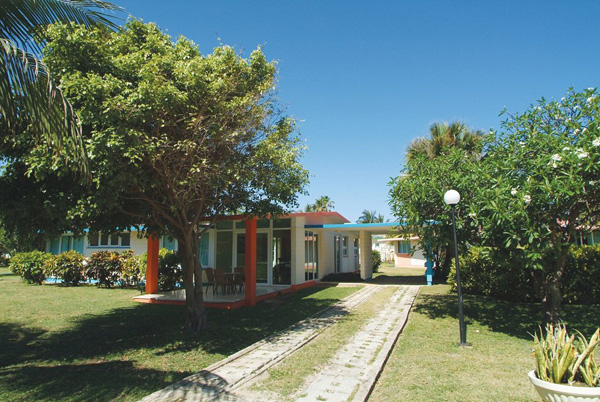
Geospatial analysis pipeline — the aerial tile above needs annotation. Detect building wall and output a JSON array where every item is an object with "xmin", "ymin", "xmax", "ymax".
[{"xmin": 394, "ymin": 239, "xmax": 426, "ymax": 268}]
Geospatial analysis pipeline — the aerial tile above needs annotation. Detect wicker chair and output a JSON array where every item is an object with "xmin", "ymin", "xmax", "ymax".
[
  {"xmin": 204, "ymin": 268, "xmax": 216, "ymax": 295},
  {"xmin": 234, "ymin": 266, "xmax": 245, "ymax": 294},
  {"xmin": 214, "ymin": 268, "xmax": 233, "ymax": 295}
]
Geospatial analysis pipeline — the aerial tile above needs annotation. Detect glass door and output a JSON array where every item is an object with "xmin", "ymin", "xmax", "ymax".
[{"xmin": 256, "ymin": 233, "xmax": 269, "ymax": 283}]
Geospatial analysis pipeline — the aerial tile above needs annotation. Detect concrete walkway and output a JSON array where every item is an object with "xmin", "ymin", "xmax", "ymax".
[{"xmin": 139, "ymin": 284, "xmax": 419, "ymax": 402}]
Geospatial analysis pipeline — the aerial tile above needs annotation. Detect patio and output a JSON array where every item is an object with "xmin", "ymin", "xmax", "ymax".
[{"xmin": 134, "ymin": 283, "xmax": 298, "ymax": 309}]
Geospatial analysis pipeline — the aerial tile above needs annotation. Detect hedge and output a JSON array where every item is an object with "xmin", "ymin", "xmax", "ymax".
[
  {"xmin": 448, "ymin": 245, "xmax": 600, "ymax": 304},
  {"xmin": 9, "ymin": 251, "xmax": 51, "ymax": 284}
]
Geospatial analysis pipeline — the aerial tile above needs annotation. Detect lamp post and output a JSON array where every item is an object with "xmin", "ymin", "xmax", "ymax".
[{"xmin": 444, "ymin": 189, "xmax": 469, "ymax": 346}]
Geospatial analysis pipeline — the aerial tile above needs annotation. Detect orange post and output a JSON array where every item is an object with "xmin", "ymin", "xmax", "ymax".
[
  {"xmin": 145, "ymin": 234, "xmax": 159, "ymax": 294},
  {"xmin": 245, "ymin": 218, "xmax": 257, "ymax": 307}
]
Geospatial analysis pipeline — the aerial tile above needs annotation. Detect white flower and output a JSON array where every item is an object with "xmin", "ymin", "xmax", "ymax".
[
  {"xmin": 575, "ymin": 128, "xmax": 581, "ymax": 135},
  {"xmin": 588, "ymin": 87, "xmax": 596, "ymax": 91},
  {"xmin": 590, "ymin": 180, "xmax": 597, "ymax": 186},
  {"xmin": 511, "ymin": 188, "xmax": 518, "ymax": 196},
  {"xmin": 468, "ymin": 212, "xmax": 477, "ymax": 219},
  {"xmin": 577, "ymin": 148, "xmax": 589, "ymax": 159},
  {"xmin": 593, "ymin": 138, "xmax": 600, "ymax": 147},
  {"xmin": 523, "ymin": 195, "xmax": 532, "ymax": 205},
  {"xmin": 562, "ymin": 147, "xmax": 570, "ymax": 151},
  {"xmin": 588, "ymin": 96, "xmax": 597, "ymax": 103},
  {"xmin": 552, "ymin": 154, "xmax": 562, "ymax": 162},
  {"xmin": 550, "ymin": 161, "xmax": 558, "ymax": 168}
]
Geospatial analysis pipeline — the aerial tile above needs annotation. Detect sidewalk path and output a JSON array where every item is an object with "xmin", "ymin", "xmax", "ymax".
[
  {"xmin": 293, "ymin": 285, "xmax": 419, "ymax": 402},
  {"xmin": 140, "ymin": 285, "xmax": 384, "ymax": 402}
]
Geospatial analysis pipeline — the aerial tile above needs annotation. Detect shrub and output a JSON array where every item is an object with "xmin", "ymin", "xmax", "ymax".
[
  {"xmin": 86, "ymin": 251, "xmax": 123, "ymax": 288},
  {"xmin": 9, "ymin": 251, "xmax": 51, "ymax": 284},
  {"xmin": 46, "ymin": 251, "xmax": 86, "ymax": 286},
  {"xmin": 158, "ymin": 248, "xmax": 182, "ymax": 291},
  {"xmin": 372, "ymin": 249, "xmax": 382, "ymax": 273},
  {"xmin": 449, "ymin": 245, "xmax": 600, "ymax": 304},
  {"xmin": 121, "ymin": 251, "xmax": 145, "ymax": 288}
]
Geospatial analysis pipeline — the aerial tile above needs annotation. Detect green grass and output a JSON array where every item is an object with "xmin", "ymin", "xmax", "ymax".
[
  {"xmin": 0, "ymin": 268, "xmax": 359, "ymax": 401},
  {"xmin": 251, "ymin": 287, "xmax": 397, "ymax": 400},
  {"xmin": 372, "ymin": 262, "xmax": 427, "ymax": 285},
  {"xmin": 369, "ymin": 285, "xmax": 600, "ymax": 402}
]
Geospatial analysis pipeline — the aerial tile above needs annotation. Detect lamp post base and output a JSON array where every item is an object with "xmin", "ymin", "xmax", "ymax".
[{"xmin": 457, "ymin": 342, "xmax": 473, "ymax": 348}]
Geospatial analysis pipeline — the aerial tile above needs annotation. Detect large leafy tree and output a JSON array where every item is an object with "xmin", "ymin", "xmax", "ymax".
[
  {"xmin": 389, "ymin": 147, "xmax": 484, "ymax": 278},
  {"xmin": 30, "ymin": 20, "xmax": 309, "ymax": 332},
  {"xmin": 0, "ymin": 0, "xmax": 121, "ymax": 172},
  {"xmin": 391, "ymin": 122, "xmax": 485, "ymax": 277},
  {"xmin": 476, "ymin": 88, "xmax": 600, "ymax": 324}
]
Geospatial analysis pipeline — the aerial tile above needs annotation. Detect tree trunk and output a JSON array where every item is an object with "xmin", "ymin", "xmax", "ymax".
[
  {"xmin": 541, "ymin": 245, "xmax": 569, "ymax": 326},
  {"xmin": 179, "ymin": 230, "xmax": 207, "ymax": 333}
]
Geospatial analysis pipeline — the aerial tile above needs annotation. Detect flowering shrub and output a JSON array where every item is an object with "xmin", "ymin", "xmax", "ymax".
[
  {"xmin": 9, "ymin": 251, "xmax": 51, "ymax": 284},
  {"xmin": 86, "ymin": 251, "xmax": 123, "ymax": 288},
  {"xmin": 46, "ymin": 251, "xmax": 86, "ymax": 286}
]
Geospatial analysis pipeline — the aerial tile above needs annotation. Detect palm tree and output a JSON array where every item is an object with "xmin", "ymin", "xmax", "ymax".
[
  {"xmin": 0, "ymin": 0, "xmax": 121, "ymax": 172},
  {"xmin": 305, "ymin": 196, "xmax": 335, "ymax": 212},
  {"xmin": 356, "ymin": 209, "xmax": 384, "ymax": 223},
  {"xmin": 406, "ymin": 121, "xmax": 485, "ymax": 162}
]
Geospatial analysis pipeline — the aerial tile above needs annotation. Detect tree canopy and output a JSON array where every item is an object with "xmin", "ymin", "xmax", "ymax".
[
  {"xmin": 3, "ymin": 20, "xmax": 309, "ymax": 331},
  {"xmin": 305, "ymin": 196, "xmax": 335, "ymax": 212},
  {"xmin": 356, "ymin": 210, "xmax": 385, "ymax": 223},
  {"xmin": 475, "ymin": 88, "xmax": 600, "ymax": 323}
]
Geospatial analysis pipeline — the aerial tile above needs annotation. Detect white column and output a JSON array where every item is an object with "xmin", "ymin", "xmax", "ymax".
[
  {"xmin": 290, "ymin": 217, "xmax": 306, "ymax": 285},
  {"xmin": 359, "ymin": 231, "xmax": 373, "ymax": 280}
]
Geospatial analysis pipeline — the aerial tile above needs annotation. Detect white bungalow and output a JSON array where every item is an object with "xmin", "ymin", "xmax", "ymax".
[{"xmin": 47, "ymin": 212, "xmax": 422, "ymax": 308}]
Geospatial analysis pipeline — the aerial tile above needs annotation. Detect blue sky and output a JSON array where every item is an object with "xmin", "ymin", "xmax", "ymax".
[{"xmin": 115, "ymin": 1, "xmax": 600, "ymax": 222}]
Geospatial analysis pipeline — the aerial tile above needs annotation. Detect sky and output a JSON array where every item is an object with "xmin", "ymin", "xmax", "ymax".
[{"xmin": 114, "ymin": 0, "xmax": 600, "ymax": 223}]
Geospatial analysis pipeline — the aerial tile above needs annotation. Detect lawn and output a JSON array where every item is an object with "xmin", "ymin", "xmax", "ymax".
[
  {"xmin": 369, "ymin": 284, "xmax": 600, "ymax": 402},
  {"xmin": 0, "ymin": 267, "xmax": 359, "ymax": 401}
]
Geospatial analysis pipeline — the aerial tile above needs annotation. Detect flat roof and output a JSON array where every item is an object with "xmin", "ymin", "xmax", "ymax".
[{"xmin": 304, "ymin": 222, "xmax": 406, "ymax": 234}]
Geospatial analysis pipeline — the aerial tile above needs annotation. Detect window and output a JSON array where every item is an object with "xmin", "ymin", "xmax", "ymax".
[
  {"xmin": 397, "ymin": 240, "xmax": 411, "ymax": 254},
  {"xmin": 353, "ymin": 238, "xmax": 359, "ymax": 256},
  {"xmin": 342, "ymin": 236, "xmax": 348, "ymax": 256},
  {"xmin": 88, "ymin": 232, "xmax": 131, "ymax": 248}
]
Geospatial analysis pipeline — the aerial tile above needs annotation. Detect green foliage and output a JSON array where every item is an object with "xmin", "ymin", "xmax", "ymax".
[
  {"xmin": 449, "ymin": 245, "xmax": 600, "ymax": 304},
  {"xmin": 46, "ymin": 250, "xmax": 86, "ymax": 286},
  {"xmin": 476, "ymin": 89, "xmax": 600, "ymax": 322},
  {"xmin": 448, "ymin": 247, "xmax": 535, "ymax": 302},
  {"xmin": 533, "ymin": 324, "xmax": 600, "ymax": 386},
  {"xmin": 356, "ymin": 210, "xmax": 384, "ymax": 223},
  {"xmin": 305, "ymin": 196, "xmax": 334, "ymax": 212},
  {"xmin": 9, "ymin": 250, "xmax": 51, "ymax": 284},
  {"xmin": 85, "ymin": 251, "xmax": 123, "ymax": 288},
  {"xmin": 121, "ymin": 251, "xmax": 145, "ymax": 288},
  {"xmin": 158, "ymin": 248, "xmax": 182, "ymax": 291},
  {"xmin": 389, "ymin": 146, "xmax": 485, "ymax": 279},
  {"xmin": 372, "ymin": 249, "xmax": 382, "ymax": 273}
]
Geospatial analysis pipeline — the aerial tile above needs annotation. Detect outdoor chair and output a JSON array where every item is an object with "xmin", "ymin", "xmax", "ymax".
[
  {"xmin": 204, "ymin": 268, "xmax": 216, "ymax": 295},
  {"xmin": 234, "ymin": 266, "xmax": 245, "ymax": 294},
  {"xmin": 214, "ymin": 268, "xmax": 234, "ymax": 295}
]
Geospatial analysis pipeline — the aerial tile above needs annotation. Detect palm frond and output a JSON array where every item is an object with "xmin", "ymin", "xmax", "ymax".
[
  {"xmin": 0, "ymin": 38, "xmax": 87, "ymax": 173},
  {"xmin": 0, "ymin": 0, "xmax": 122, "ymax": 52}
]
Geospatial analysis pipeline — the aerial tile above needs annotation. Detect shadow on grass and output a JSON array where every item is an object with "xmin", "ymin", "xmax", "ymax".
[
  {"xmin": 413, "ymin": 288, "xmax": 600, "ymax": 340},
  {"xmin": 0, "ymin": 287, "xmax": 346, "ymax": 401},
  {"xmin": 1, "ymin": 360, "xmax": 190, "ymax": 402},
  {"xmin": 370, "ymin": 274, "xmax": 426, "ymax": 286}
]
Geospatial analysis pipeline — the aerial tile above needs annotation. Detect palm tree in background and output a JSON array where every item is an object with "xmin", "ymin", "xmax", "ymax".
[
  {"xmin": 0, "ymin": 0, "xmax": 121, "ymax": 172},
  {"xmin": 406, "ymin": 121, "xmax": 485, "ymax": 162},
  {"xmin": 305, "ymin": 196, "xmax": 335, "ymax": 212},
  {"xmin": 356, "ymin": 209, "xmax": 384, "ymax": 223}
]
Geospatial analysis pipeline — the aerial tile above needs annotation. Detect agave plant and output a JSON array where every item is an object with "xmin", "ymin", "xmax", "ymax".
[{"xmin": 533, "ymin": 324, "xmax": 600, "ymax": 387}]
